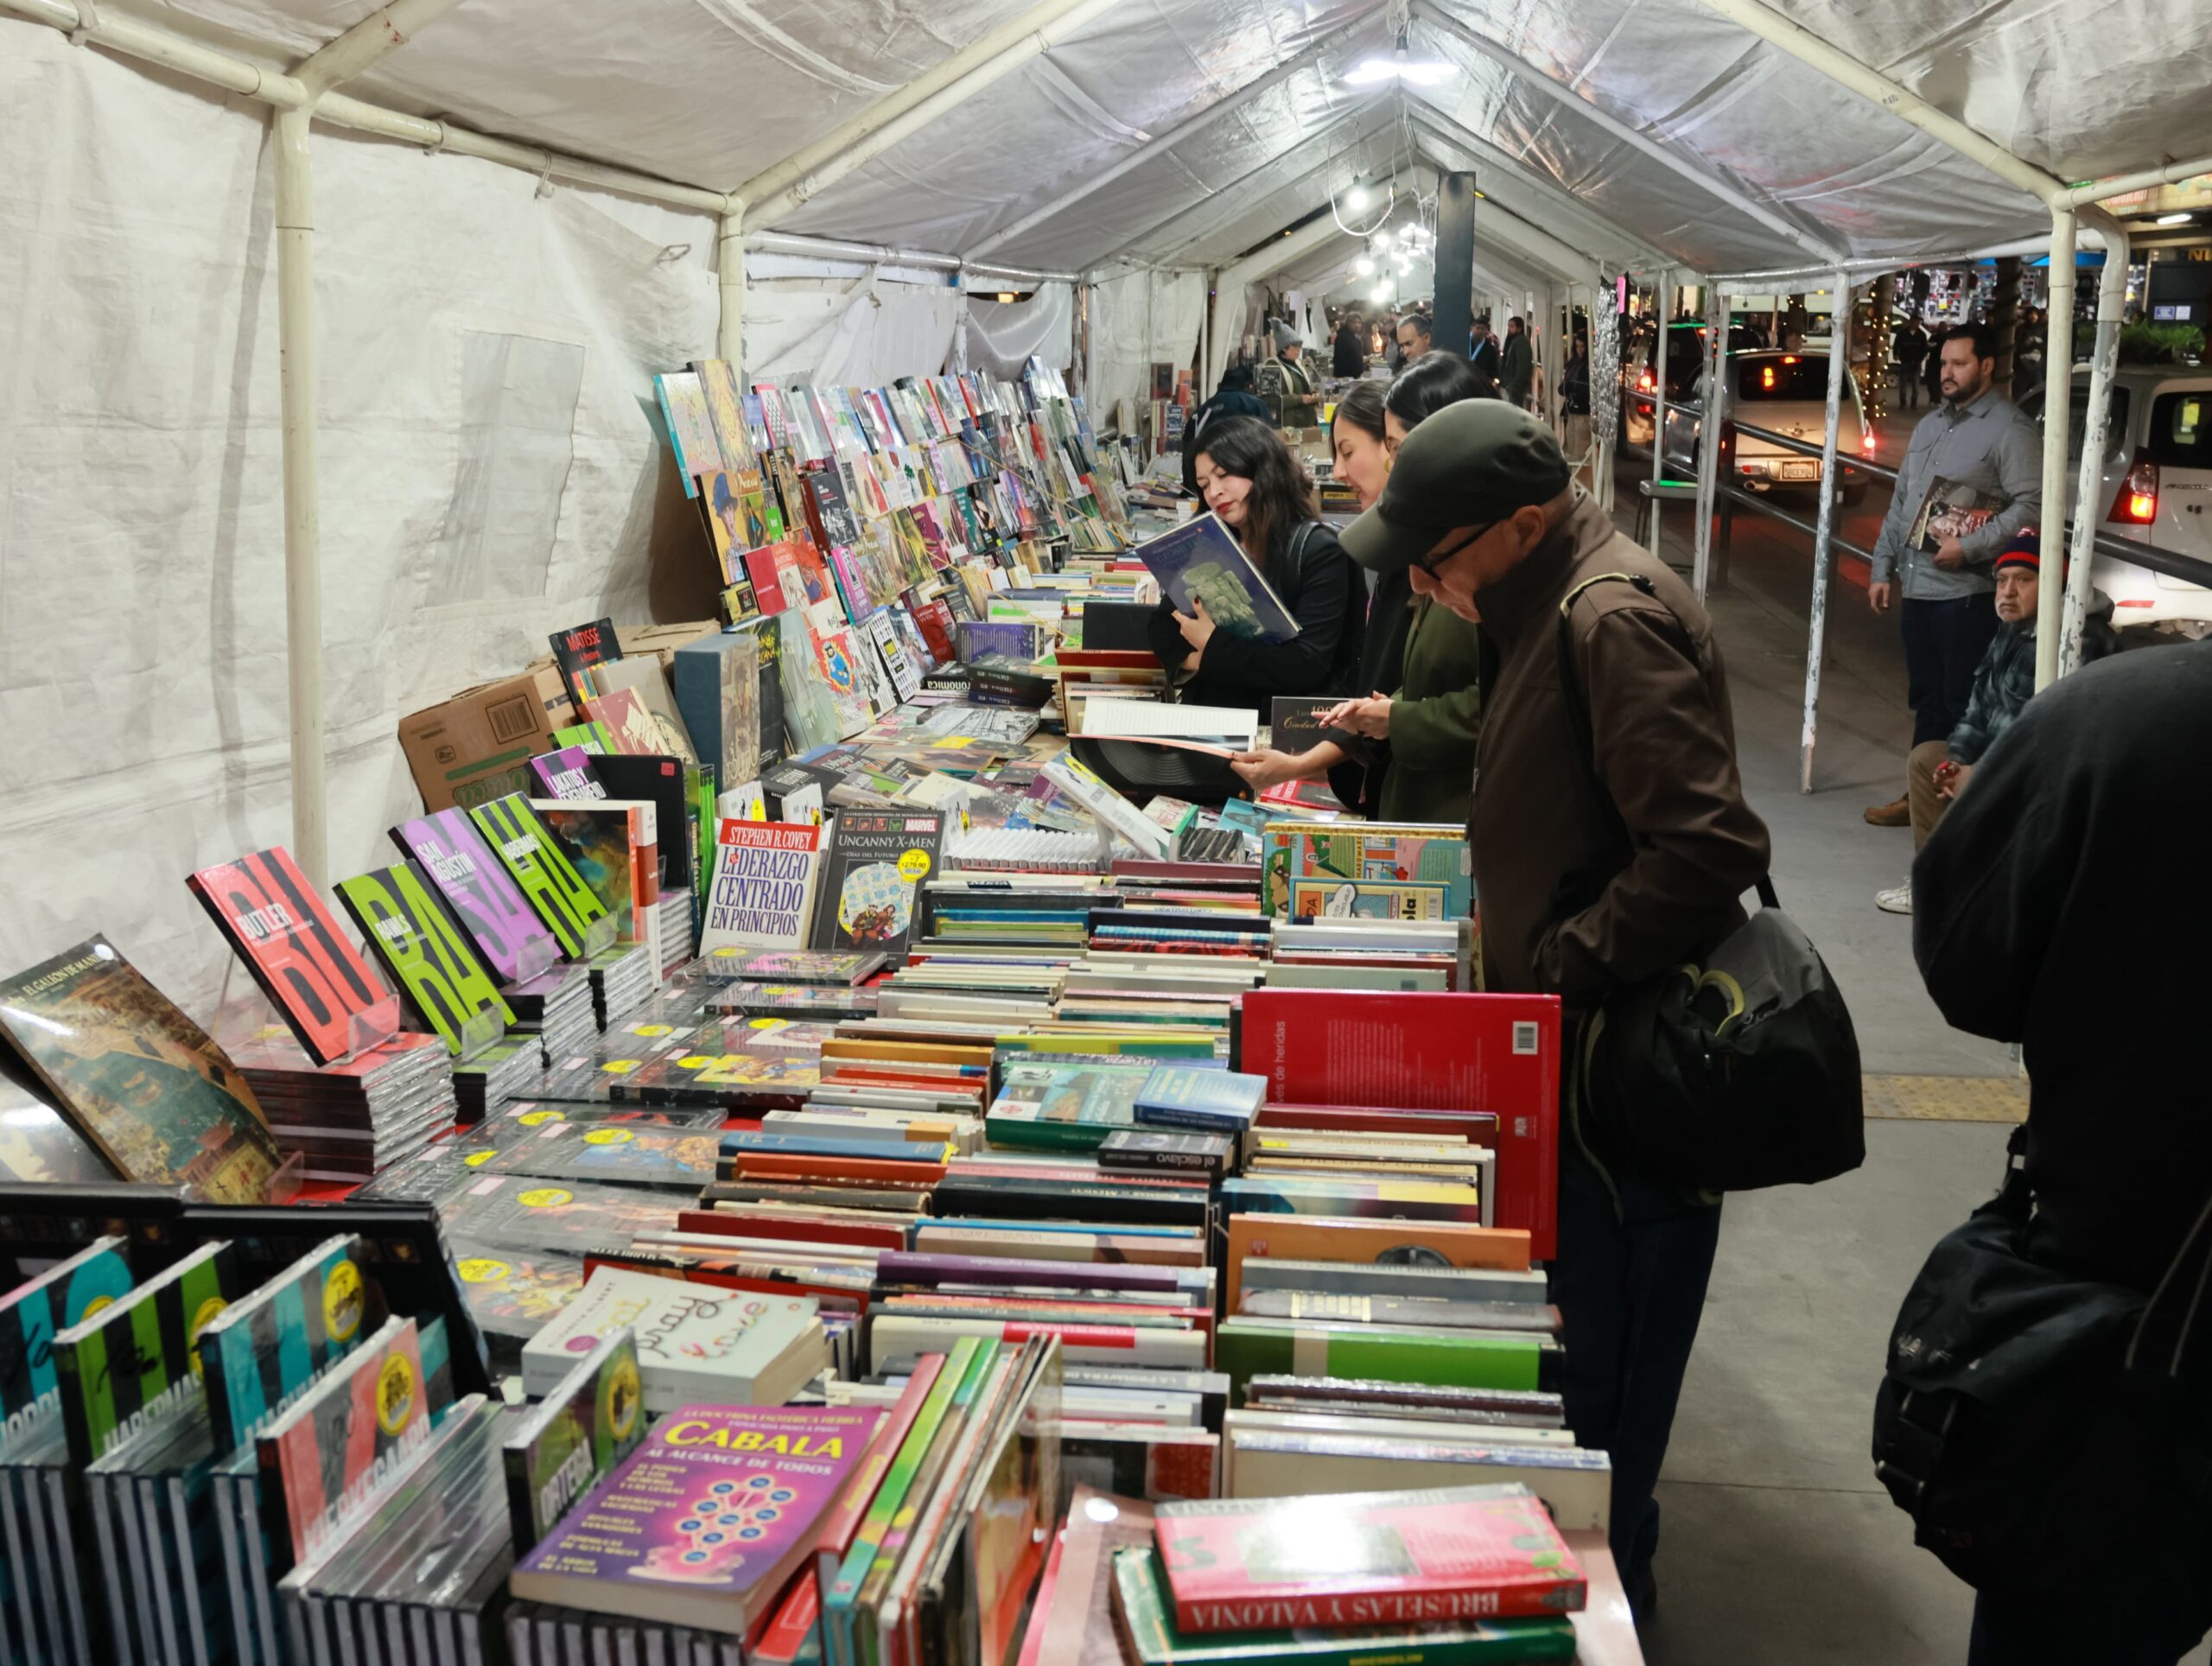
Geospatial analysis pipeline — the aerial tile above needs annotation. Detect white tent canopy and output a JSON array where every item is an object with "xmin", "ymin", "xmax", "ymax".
[{"xmin": 3, "ymin": 0, "xmax": 2209, "ymax": 1004}]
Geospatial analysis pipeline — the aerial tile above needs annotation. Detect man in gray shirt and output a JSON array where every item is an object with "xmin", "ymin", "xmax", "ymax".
[{"xmin": 1863, "ymin": 321, "xmax": 2042, "ymax": 827}]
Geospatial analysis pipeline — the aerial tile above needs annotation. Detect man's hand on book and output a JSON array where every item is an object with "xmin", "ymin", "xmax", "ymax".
[
  {"xmin": 1932, "ymin": 533, "xmax": 1967, "ymax": 570},
  {"xmin": 1173, "ymin": 597, "xmax": 1217, "ymax": 658}
]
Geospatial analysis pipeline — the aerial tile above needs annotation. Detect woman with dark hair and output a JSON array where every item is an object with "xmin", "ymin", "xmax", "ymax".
[
  {"xmin": 1180, "ymin": 365, "xmax": 1271, "ymax": 496},
  {"xmin": 1147, "ymin": 415, "xmax": 1363, "ymax": 722},
  {"xmin": 1230, "ymin": 353, "xmax": 1491, "ymax": 822}
]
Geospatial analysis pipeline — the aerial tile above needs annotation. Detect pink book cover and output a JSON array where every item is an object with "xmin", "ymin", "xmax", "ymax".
[
  {"xmin": 1153, "ymin": 1483, "xmax": 1585, "ymax": 1633},
  {"xmin": 511, "ymin": 1404, "xmax": 882, "ymax": 1631}
]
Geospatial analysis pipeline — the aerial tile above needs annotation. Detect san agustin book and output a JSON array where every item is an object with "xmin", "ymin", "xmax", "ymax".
[
  {"xmin": 701, "ymin": 820, "xmax": 825, "ymax": 955},
  {"xmin": 508, "ymin": 1404, "xmax": 883, "ymax": 1636},
  {"xmin": 1153, "ymin": 1484, "xmax": 1584, "ymax": 1630}
]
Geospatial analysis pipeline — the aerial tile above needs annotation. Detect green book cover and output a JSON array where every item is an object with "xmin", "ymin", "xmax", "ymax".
[
  {"xmin": 0, "ymin": 1235, "xmax": 133, "ymax": 1429},
  {"xmin": 1109, "ymin": 1546, "xmax": 1575, "ymax": 1665},
  {"xmin": 551, "ymin": 721, "xmax": 614, "ymax": 755},
  {"xmin": 502, "ymin": 1325, "xmax": 647, "ymax": 1549},
  {"xmin": 1214, "ymin": 1319, "xmax": 1548, "ymax": 1400},
  {"xmin": 822, "ymin": 1334, "xmax": 984, "ymax": 1666},
  {"xmin": 53, "ymin": 1241, "xmax": 239, "ymax": 1466},
  {"xmin": 335, "ymin": 861, "xmax": 518, "ymax": 1053},
  {"xmin": 469, "ymin": 792, "xmax": 612, "ymax": 957}
]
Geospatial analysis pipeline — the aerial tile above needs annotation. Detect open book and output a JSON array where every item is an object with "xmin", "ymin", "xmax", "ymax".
[
  {"xmin": 1078, "ymin": 697, "xmax": 1258, "ymax": 757},
  {"xmin": 1133, "ymin": 514, "xmax": 1300, "ymax": 643}
]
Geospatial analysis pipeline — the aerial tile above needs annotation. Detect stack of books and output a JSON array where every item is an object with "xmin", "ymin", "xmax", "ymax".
[{"xmin": 227, "ymin": 1027, "xmax": 457, "ymax": 1183}]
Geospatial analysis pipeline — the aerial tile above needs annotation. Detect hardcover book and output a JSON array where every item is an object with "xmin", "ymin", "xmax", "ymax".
[
  {"xmin": 589, "ymin": 684, "xmax": 664, "ymax": 757},
  {"xmin": 1268, "ymin": 696, "xmax": 1356, "ymax": 753},
  {"xmin": 508, "ymin": 1404, "xmax": 883, "ymax": 1635},
  {"xmin": 690, "ymin": 359, "xmax": 760, "ymax": 476},
  {"xmin": 701, "ymin": 820, "xmax": 825, "ymax": 955},
  {"xmin": 672, "ymin": 628, "xmax": 763, "ymax": 803},
  {"xmin": 468, "ymin": 793, "xmax": 614, "ymax": 958},
  {"xmin": 393, "ymin": 806, "xmax": 565, "ymax": 984},
  {"xmin": 1153, "ymin": 1484, "xmax": 1584, "ymax": 1630},
  {"xmin": 504, "ymin": 1326, "xmax": 648, "ymax": 1550},
  {"xmin": 1111, "ymin": 1545, "xmax": 1576, "ymax": 1666},
  {"xmin": 187, "ymin": 846, "xmax": 393, "ymax": 1065},
  {"xmin": 587, "ymin": 753, "xmax": 699, "ymax": 890},
  {"xmin": 195, "ymin": 1232, "xmax": 376, "ymax": 1456},
  {"xmin": 1259, "ymin": 823, "xmax": 1473, "ymax": 921},
  {"xmin": 550, "ymin": 618, "xmax": 622, "ymax": 714},
  {"xmin": 334, "ymin": 862, "xmax": 518, "ymax": 1053},
  {"xmin": 1133, "ymin": 515, "xmax": 1298, "ymax": 644},
  {"xmin": 520, "ymin": 1267, "xmax": 823, "ymax": 1411},
  {"xmin": 653, "ymin": 372, "xmax": 721, "ymax": 492},
  {"xmin": 0, "ymin": 1055, "xmax": 119, "ymax": 1183},
  {"xmin": 0, "ymin": 936, "xmax": 283, "ymax": 1201},
  {"xmin": 809, "ymin": 811, "xmax": 944, "ymax": 959},
  {"xmin": 692, "ymin": 945, "xmax": 889, "ymax": 986},
  {"xmin": 532, "ymin": 799, "xmax": 657, "ymax": 944},
  {"xmin": 592, "ymin": 656, "xmax": 701, "ymax": 766}
]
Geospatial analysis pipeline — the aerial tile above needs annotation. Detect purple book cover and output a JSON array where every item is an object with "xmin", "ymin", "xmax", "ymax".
[
  {"xmin": 391, "ymin": 808, "xmax": 562, "ymax": 983},
  {"xmin": 512, "ymin": 1404, "xmax": 880, "ymax": 1601},
  {"xmin": 531, "ymin": 747, "xmax": 607, "ymax": 802}
]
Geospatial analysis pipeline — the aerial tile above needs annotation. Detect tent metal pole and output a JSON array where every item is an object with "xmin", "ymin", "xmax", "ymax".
[
  {"xmin": 737, "ymin": 0, "xmax": 1122, "ymax": 231},
  {"xmin": 1692, "ymin": 276, "xmax": 1727, "ymax": 600},
  {"xmin": 1402, "ymin": 112, "xmax": 1662, "ymax": 275},
  {"xmin": 2033, "ymin": 204, "xmax": 2077, "ymax": 692},
  {"xmin": 1646, "ymin": 269, "xmax": 1672, "ymax": 550},
  {"xmin": 1210, "ymin": 216, "xmax": 1347, "ymax": 389},
  {"xmin": 964, "ymin": 20, "xmax": 1365, "ymax": 263},
  {"xmin": 1799, "ymin": 271, "xmax": 1852, "ymax": 793},
  {"xmin": 1408, "ymin": 2, "xmax": 1843, "ymax": 266},
  {"xmin": 2061, "ymin": 158, "xmax": 2212, "ymax": 208},
  {"xmin": 1198, "ymin": 274, "xmax": 1212, "ymax": 399},
  {"xmin": 2063, "ymin": 211, "xmax": 2130, "ymax": 675},
  {"xmin": 719, "ymin": 202, "xmax": 747, "ymax": 366}
]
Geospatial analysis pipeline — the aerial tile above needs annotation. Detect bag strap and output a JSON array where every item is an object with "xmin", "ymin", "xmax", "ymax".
[{"xmin": 1553, "ymin": 572, "xmax": 1781, "ymax": 911}]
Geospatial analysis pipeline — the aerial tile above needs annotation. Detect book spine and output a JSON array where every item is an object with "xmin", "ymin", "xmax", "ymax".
[{"xmin": 1173, "ymin": 1582, "xmax": 1590, "ymax": 1633}]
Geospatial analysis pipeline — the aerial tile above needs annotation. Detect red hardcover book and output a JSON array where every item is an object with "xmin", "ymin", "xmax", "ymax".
[
  {"xmin": 187, "ymin": 846, "xmax": 395, "ymax": 1066},
  {"xmin": 677, "ymin": 1209, "xmax": 909, "ymax": 1253},
  {"xmin": 1152, "ymin": 1483, "xmax": 1585, "ymax": 1632},
  {"xmin": 1236, "ymin": 991, "xmax": 1560, "ymax": 1261}
]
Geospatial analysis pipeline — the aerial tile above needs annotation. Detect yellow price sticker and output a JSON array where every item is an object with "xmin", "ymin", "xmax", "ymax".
[
  {"xmin": 898, "ymin": 848, "xmax": 933, "ymax": 881},
  {"xmin": 518, "ymin": 1187, "xmax": 574, "ymax": 1209},
  {"xmin": 583, "ymin": 1129, "xmax": 634, "ymax": 1146}
]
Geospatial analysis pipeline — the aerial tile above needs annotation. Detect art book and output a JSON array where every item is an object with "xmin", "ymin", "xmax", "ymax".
[
  {"xmin": 0, "ymin": 937, "xmax": 283, "ymax": 1202},
  {"xmin": 0, "ymin": 1235, "xmax": 133, "ymax": 1434},
  {"xmin": 672, "ymin": 628, "xmax": 763, "ymax": 804},
  {"xmin": 592, "ymin": 657, "xmax": 700, "ymax": 766},
  {"xmin": 1911, "ymin": 475, "xmax": 2000, "ymax": 555},
  {"xmin": 334, "ymin": 862, "xmax": 518, "ymax": 1053},
  {"xmin": 196, "ymin": 1233, "xmax": 377, "ymax": 1456},
  {"xmin": 550, "ymin": 618, "xmax": 622, "ymax": 715},
  {"xmin": 654, "ymin": 371, "xmax": 721, "ymax": 496},
  {"xmin": 701, "ymin": 820, "xmax": 825, "ymax": 954},
  {"xmin": 1260, "ymin": 822, "xmax": 1474, "ymax": 921},
  {"xmin": 0, "ymin": 1056, "xmax": 114, "ymax": 1183},
  {"xmin": 187, "ymin": 845, "xmax": 394, "ymax": 1065},
  {"xmin": 690, "ymin": 359, "xmax": 760, "ymax": 476},
  {"xmin": 392, "ymin": 806, "xmax": 564, "ymax": 984},
  {"xmin": 510, "ymin": 1404, "xmax": 881, "ymax": 1635},
  {"xmin": 468, "ymin": 793, "xmax": 613, "ymax": 958},
  {"xmin": 1134, "ymin": 514, "xmax": 1298, "ymax": 644},
  {"xmin": 532, "ymin": 799, "xmax": 658, "ymax": 943},
  {"xmin": 504, "ymin": 1326, "xmax": 648, "ymax": 1550},
  {"xmin": 589, "ymin": 684, "xmax": 665, "ymax": 758},
  {"xmin": 809, "ymin": 811, "xmax": 944, "ymax": 959}
]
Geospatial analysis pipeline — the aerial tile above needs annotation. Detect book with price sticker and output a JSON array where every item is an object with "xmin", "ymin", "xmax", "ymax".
[
  {"xmin": 504, "ymin": 1327, "xmax": 648, "ymax": 1550},
  {"xmin": 809, "ymin": 810, "xmax": 944, "ymax": 960}
]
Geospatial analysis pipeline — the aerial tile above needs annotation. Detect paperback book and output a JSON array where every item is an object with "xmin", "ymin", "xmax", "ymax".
[
  {"xmin": 468, "ymin": 793, "xmax": 615, "ymax": 958},
  {"xmin": 1132, "ymin": 514, "xmax": 1298, "ymax": 644},
  {"xmin": 701, "ymin": 820, "xmax": 825, "ymax": 954},
  {"xmin": 334, "ymin": 862, "xmax": 518, "ymax": 1054},
  {"xmin": 503, "ymin": 1327, "xmax": 648, "ymax": 1550},
  {"xmin": 809, "ymin": 811, "xmax": 944, "ymax": 959},
  {"xmin": 520, "ymin": 1266, "xmax": 823, "ymax": 1411}
]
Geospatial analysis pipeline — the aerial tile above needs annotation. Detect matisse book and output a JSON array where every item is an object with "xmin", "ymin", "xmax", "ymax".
[
  {"xmin": 335, "ymin": 862, "xmax": 518, "ymax": 1053},
  {"xmin": 1133, "ymin": 514, "xmax": 1298, "ymax": 643},
  {"xmin": 0, "ymin": 936, "xmax": 283, "ymax": 1202},
  {"xmin": 550, "ymin": 618, "xmax": 622, "ymax": 713},
  {"xmin": 508, "ymin": 1404, "xmax": 882, "ymax": 1635},
  {"xmin": 809, "ymin": 811, "xmax": 944, "ymax": 959},
  {"xmin": 186, "ymin": 845, "xmax": 394, "ymax": 1065},
  {"xmin": 701, "ymin": 819, "xmax": 824, "ymax": 955}
]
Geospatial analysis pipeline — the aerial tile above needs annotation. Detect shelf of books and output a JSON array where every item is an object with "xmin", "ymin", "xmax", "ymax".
[{"xmin": 0, "ymin": 356, "xmax": 1639, "ymax": 1664}]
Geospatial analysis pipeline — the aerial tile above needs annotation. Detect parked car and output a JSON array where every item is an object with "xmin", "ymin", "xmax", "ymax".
[
  {"xmin": 1621, "ymin": 320, "xmax": 1763, "ymax": 445},
  {"xmin": 1658, "ymin": 349, "xmax": 1877, "ymax": 503},
  {"xmin": 2018, "ymin": 366, "xmax": 2212, "ymax": 628}
]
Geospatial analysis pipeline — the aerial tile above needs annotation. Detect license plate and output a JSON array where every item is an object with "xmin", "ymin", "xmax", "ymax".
[{"xmin": 1780, "ymin": 461, "xmax": 1819, "ymax": 481}]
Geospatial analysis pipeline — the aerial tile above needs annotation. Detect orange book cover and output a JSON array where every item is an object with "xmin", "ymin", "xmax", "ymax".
[{"xmin": 1224, "ymin": 1213, "xmax": 1532, "ymax": 1309}]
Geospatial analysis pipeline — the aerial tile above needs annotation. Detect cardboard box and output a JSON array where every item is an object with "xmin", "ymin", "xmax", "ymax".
[{"xmin": 397, "ymin": 666, "xmax": 571, "ymax": 811}]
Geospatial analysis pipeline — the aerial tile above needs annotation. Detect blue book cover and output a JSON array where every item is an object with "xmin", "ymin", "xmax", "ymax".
[
  {"xmin": 718, "ymin": 1131, "xmax": 953, "ymax": 1165},
  {"xmin": 1134, "ymin": 1065, "xmax": 1267, "ymax": 1132},
  {"xmin": 196, "ymin": 1233, "xmax": 377, "ymax": 1456},
  {"xmin": 1133, "ymin": 514, "xmax": 1299, "ymax": 643},
  {"xmin": 955, "ymin": 620, "xmax": 1047, "ymax": 664}
]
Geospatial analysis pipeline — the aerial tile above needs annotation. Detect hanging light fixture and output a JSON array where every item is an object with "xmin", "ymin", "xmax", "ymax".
[
  {"xmin": 1345, "ymin": 181, "xmax": 1372, "ymax": 213},
  {"xmin": 1346, "ymin": 26, "xmax": 1455, "ymax": 87},
  {"xmin": 1355, "ymin": 256, "xmax": 1376, "ymax": 276}
]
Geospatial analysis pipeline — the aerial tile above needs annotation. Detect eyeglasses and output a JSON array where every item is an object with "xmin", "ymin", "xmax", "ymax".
[{"xmin": 1413, "ymin": 521, "xmax": 1499, "ymax": 576}]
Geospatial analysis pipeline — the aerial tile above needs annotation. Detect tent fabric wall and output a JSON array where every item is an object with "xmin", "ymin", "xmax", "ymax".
[
  {"xmin": 1087, "ymin": 269, "xmax": 1205, "ymax": 431},
  {"xmin": 741, "ymin": 269, "xmax": 963, "ymax": 388},
  {"xmin": 963, "ymin": 284, "xmax": 1074, "ymax": 380},
  {"xmin": 0, "ymin": 22, "xmax": 720, "ymax": 1011}
]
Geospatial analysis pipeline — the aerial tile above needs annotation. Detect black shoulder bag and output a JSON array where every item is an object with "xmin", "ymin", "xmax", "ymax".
[
  {"xmin": 1872, "ymin": 1126, "xmax": 2212, "ymax": 1601},
  {"xmin": 1556, "ymin": 572, "xmax": 1865, "ymax": 1193}
]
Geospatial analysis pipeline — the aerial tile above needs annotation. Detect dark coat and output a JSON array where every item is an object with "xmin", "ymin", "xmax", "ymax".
[{"xmin": 1146, "ymin": 520, "xmax": 1365, "ymax": 723}]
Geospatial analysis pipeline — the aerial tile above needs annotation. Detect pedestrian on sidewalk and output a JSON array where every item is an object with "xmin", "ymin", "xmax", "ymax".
[
  {"xmin": 1863, "ymin": 322, "xmax": 2042, "ymax": 828},
  {"xmin": 1341, "ymin": 399, "xmax": 1771, "ymax": 1624},
  {"xmin": 1893, "ymin": 316, "xmax": 1929, "ymax": 410},
  {"xmin": 1501, "ymin": 315, "xmax": 1535, "ymax": 409},
  {"xmin": 1875, "ymin": 529, "xmax": 2119, "ymax": 913}
]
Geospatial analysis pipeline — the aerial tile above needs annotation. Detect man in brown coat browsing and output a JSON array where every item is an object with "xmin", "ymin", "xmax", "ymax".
[{"xmin": 1342, "ymin": 399, "xmax": 1773, "ymax": 1622}]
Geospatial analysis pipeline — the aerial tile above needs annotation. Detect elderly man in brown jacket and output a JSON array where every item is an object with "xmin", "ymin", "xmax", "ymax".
[{"xmin": 1344, "ymin": 399, "xmax": 1772, "ymax": 1625}]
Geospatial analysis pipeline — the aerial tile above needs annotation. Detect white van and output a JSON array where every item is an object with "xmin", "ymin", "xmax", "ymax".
[
  {"xmin": 2018, "ymin": 366, "xmax": 2212, "ymax": 628},
  {"xmin": 1659, "ymin": 350, "xmax": 1878, "ymax": 503}
]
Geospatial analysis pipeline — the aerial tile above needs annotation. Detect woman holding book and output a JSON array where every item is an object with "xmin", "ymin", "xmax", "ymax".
[
  {"xmin": 1147, "ymin": 416, "xmax": 1363, "ymax": 723},
  {"xmin": 1231, "ymin": 356, "xmax": 1491, "ymax": 822}
]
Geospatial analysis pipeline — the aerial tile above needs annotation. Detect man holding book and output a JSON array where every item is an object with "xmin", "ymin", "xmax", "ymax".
[{"xmin": 1339, "ymin": 398, "xmax": 1772, "ymax": 1622}]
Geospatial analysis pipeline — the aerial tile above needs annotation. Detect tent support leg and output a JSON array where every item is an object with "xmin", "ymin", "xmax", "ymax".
[
  {"xmin": 2033, "ymin": 206, "xmax": 2077, "ymax": 691},
  {"xmin": 1692, "ymin": 275, "xmax": 1726, "ymax": 601},
  {"xmin": 273, "ymin": 104, "xmax": 326, "ymax": 886},
  {"xmin": 1646, "ymin": 269, "xmax": 1672, "ymax": 552},
  {"xmin": 1800, "ymin": 271, "xmax": 1851, "ymax": 793},
  {"xmin": 2063, "ymin": 212, "xmax": 2129, "ymax": 674},
  {"xmin": 718, "ymin": 202, "xmax": 746, "ymax": 368}
]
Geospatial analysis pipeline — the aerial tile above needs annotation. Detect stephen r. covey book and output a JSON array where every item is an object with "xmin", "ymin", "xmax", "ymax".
[
  {"xmin": 700, "ymin": 819, "xmax": 824, "ymax": 954},
  {"xmin": 507, "ymin": 1404, "xmax": 883, "ymax": 1636},
  {"xmin": 1152, "ymin": 1483, "xmax": 1585, "ymax": 1631}
]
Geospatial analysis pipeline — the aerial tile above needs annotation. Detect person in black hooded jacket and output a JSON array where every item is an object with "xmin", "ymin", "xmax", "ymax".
[{"xmin": 1910, "ymin": 637, "xmax": 2212, "ymax": 1664}]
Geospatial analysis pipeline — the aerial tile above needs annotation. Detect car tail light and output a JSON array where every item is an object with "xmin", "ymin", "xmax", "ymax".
[
  {"xmin": 1782, "ymin": 354, "xmax": 1798, "ymax": 365},
  {"xmin": 1760, "ymin": 366, "xmax": 1776, "ymax": 390},
  {"xmin": 1860, "ymin": 429, "xmax": 1877, "ymax": 455},
  {"xmin": 1719, "ymin": 422, "xmax": 1736, "ymax": 467},
  {"xmin": 2109, "ymin": 449, "xmax": 2158, "ymax": 524},
  {"xmin": 1637, "ymin": 369, "xmax": 1656, "ymax": 392}
]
